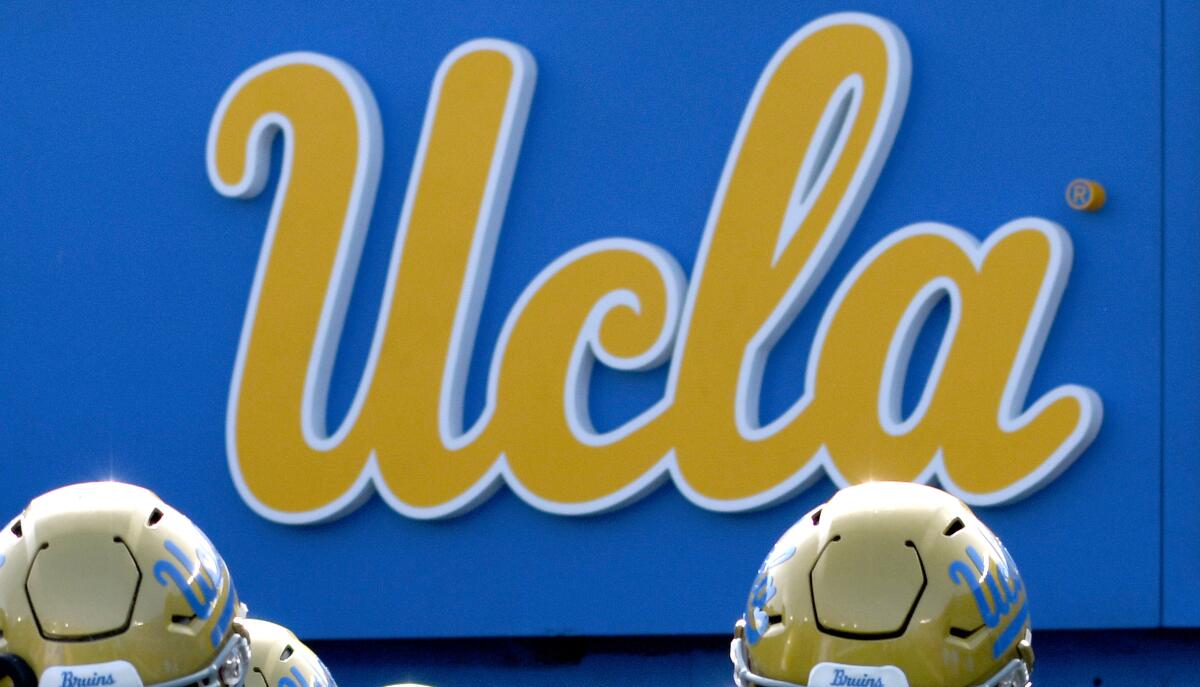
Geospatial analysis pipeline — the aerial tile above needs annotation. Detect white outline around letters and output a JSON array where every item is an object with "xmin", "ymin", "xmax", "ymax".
[{"xmin": 210, "ymin": 15, "xmax": 1102, "ymax": 523}]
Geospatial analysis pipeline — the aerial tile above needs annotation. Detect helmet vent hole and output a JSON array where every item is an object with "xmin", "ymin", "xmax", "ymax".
[
  {"xmin": 811, "ymin": 509, "xmax": 822, "ymax": 526},
  {"xmin": 171, "ymin": 614, "xmax": 197, "ymax": 625},
  {"xmin": 767, "ymin": 614, "xmax": 783, "ymax": 625},
  {"xmin": 830, "ymin": 535, "xmax": 841, "ymax": 542},
  {"xmin": 147, "ymin": 508, "xmax": 164, "ymax": 527},
  {"xmin": 949, "ymin": 624, "xmax": 983, "ymax": 639},
  {"xmin": 943, "ymin": 518, "xmax": 965, "ymax": 537},
  {"xmin": 113, "ymin": 536, "xmax": 123, "ymax": 544},
  {"xmin": 9, "ymin": 520, "xmax": 21, "ymax": 538},
  {"xmin": 280, "ymin": 645, "xmax": 294, "ymax": 661}
]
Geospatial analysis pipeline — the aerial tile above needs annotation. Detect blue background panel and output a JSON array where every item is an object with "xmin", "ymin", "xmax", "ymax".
[
  {"xmin": 0, "ymin": 0, "xmax": 1178, "ymax": 639},
  {"xmin": 1162, "ymin": 0, "xmax": 1200, "ymax": 628}
]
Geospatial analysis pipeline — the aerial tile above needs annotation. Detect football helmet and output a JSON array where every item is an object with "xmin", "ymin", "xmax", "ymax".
[
  {"xmin": 240, "ymin": 619, "xmax": 335, "ymax": 687},
  {"xmin": 0, "ymin": 482, "xmax": 248, "ymax": 687},
  {"xmin": 731, "ymin": 482, "xmax": 1034, "ymax": 687}
]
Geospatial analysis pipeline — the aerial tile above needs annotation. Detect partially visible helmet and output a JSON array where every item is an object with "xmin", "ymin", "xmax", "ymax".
[
  {"xmin": 731, "ymin": 482, "xmax": 1034, "ymax": 687},
  {"xmin": 0, "ymin": 482, "xmax": 248, "ymax": 687},
  {"xmin": 240, "ymin": 619, "xmax": 335, "ymax": 687}
]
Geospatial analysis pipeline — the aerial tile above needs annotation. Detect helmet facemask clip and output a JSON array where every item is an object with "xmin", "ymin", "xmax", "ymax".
[{"xmin": 0, "ymin": 654, "xmax": 37, "ymax": 687}]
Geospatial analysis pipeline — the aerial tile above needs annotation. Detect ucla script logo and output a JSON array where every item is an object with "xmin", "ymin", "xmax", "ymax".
[
  {"xmin": 947, "ymin": 539, "xmax": 1028, "ymax": 659},
  {"xmin": 744, "ymin": 545, "xmax": 796, "ymax": 644},
  {"xmin": 153, "ymin": 538, "xmax": 235, "ymax": 647},
  {"xmin": 209, "ymin": 12, "xmax": 1103, "ymax": 524}
]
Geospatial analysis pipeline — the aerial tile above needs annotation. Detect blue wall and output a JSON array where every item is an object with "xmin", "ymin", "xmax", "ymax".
[
  {"xmin": 2, "ymin": 0, "xmax": 1198, "ymax": 677},
  {"xmin": 1162, "ymin": 0, "xmax": 1200, "ymax": 629}
]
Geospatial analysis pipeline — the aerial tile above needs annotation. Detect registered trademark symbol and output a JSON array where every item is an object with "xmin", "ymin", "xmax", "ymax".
[{"xmin": 1065, "ymin": 179, "xmax": 1106, "ymax": 212}]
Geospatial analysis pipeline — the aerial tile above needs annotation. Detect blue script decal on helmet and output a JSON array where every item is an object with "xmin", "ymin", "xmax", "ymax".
[
  {"xmin": 745, "ymin": 545, "xmax": 796, "ymax": 644},
  {"xmin": 153, "ymin": 538, "xmax": 234, "ymax": 647},
  {"xmin": 280, "ymin": 665, "xmax": 332, "ymax": 687},
  {"xmin": 947, "ymin": 541, "xmax": 1028, "ymax": 659}
]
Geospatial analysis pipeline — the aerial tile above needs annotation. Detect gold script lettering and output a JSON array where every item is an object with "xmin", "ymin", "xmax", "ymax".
[{"xmin": 208, "ymin": 14, "xmax": 1102, "ymax": 523}]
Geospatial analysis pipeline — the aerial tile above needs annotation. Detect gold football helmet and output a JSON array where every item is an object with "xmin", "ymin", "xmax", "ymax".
[
  {"xmin": 240, "ymin": 619, "xmax": 335, "ymax": 687},
  {"xmin": 0, "ymin": 482, "xmax": 248, "ymax": 687},
  {"xmin": 731, "ymin": 482, "xmax": 1034, "ymax": 687}
]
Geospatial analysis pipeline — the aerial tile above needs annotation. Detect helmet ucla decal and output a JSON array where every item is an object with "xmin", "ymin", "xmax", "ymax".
[
  {"xmin": 745, "ymin": 545, "xmax": 796, "ymax": 645},
  {"xmin": 948, "ymin": 535, "xmax": 1029, "ymax": 660},
  {"xmin": 153, "ymin": 537, "xmax": 235, "ymax": 649}
]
